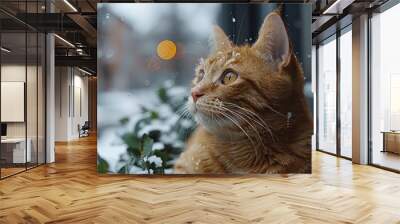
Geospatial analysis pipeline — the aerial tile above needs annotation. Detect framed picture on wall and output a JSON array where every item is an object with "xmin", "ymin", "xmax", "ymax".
[{"xmin": 97, "ymin": 3, "xmax": 313, "ymax": 175}]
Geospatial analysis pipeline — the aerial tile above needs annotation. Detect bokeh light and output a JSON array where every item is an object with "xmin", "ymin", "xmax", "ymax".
[{"xmin": 157, "ymin": 40, "xmax": 177, "ymax": 60}]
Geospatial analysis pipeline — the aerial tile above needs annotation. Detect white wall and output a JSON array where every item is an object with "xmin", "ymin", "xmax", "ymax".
[
  {"xmin": 55, "ymin": 67, "xmax": 69, "ymax": 141},
  {"xmin": 55, "ymin": 67, "xmax": 89, "ymax": 141}
]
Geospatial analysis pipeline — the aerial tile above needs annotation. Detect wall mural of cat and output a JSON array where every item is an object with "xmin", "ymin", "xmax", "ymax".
[{"xmin": 174, "ymin": 12, "xmax": 313, "ymax": 174}]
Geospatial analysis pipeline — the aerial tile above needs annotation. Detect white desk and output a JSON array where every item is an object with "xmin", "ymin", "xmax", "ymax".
[{"xmin": 1, "ymin": 138, "xmax": 31, "ymax": 163}]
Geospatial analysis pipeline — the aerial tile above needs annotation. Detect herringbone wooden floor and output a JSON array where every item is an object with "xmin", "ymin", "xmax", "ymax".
[{"xmin": 1, "ymin": 135, "xmax": 400, "ymax": 224}]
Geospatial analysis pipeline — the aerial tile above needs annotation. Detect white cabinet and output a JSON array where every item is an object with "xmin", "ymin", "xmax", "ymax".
[{"xmin": 1, "ymin": 138, "xmax": 32, "ymax": 163}]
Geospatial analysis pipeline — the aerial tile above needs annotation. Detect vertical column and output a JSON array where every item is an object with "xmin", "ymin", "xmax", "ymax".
[
  {"xmin": 46, "ymin": 1, "xmax": 55, "ymax": 163},
  {"xmin": 352, "ymin": 14, "xmax": 369, "ymax": 164},
  {"xmin": 46, "ymin": 33, "xmax": 55, "ymax": 163}
]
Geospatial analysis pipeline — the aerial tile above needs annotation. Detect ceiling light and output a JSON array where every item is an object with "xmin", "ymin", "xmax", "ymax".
[
  {"xmin": 78, "ymin": 67, "xmax": 93, "ymax": 76},
  {"xmin": 63, "ymin": 0, "xmax": 78, "ymax": 12},
  {"xmin": 1, "ymin": 47, "xmax": 11, "ymax": 53},
  {"xmin": 54, "ymin": 34, "xmax": 75, "ymax": 48}
]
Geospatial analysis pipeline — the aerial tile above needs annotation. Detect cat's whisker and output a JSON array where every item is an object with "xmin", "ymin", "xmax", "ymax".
[
  {"xmin": 205, "ymin": 100, "xmax": 277, "ymax": 144},
  {"xmin": 177, "ymin": 103, "xmax": 192, "ymax": 120},
  {"xmin": 176, "ymin": 105, "xmax": 188, "ymax": 116},
  {"xmin": 222, "ymin": 102, "xmax": 269, "ymax": 125},
  {"xmin": 224, "ymin": 101, "xmax": 286, "ymax": 119},
  {"xmin": 197, "ymin": 102, "xmax": 257, "ymax": 148},
  {"xmin": 217, "ymin": 110, "xmax": 256, "ymax": 147},
  {"xmin": 220, "ymin": 105, "xmax": 264, "ymax": 141},
  {"xmin": 226, "ymin": 102, "xmax": 276, "ymax": 142},
  {"xmin": 222, "ymin": 104, "xmax": 269, "ymax": 132},
  {"xmin": 218, "ymin": 105, "xmax": 266, "ymax": 157},
  {"xmin": 221, "ymin": 102, "xmax": 277, "ymax": 142},
  {"xmin": 199, "ymin": 102, "xmax": 258, "ymax": 141}
]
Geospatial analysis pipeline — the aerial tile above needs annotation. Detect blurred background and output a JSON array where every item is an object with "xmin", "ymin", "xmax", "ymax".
[{"xmin": 97, "ymin": 3, "xmax": 311, "ymax": 174}]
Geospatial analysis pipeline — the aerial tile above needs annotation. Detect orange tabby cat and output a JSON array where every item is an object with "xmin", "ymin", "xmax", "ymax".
[{"xmin": 174, "ymin": 12, "xmax": 313, "ymax": 174}]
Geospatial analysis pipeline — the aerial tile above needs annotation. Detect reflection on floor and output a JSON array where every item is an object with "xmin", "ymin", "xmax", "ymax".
[
  {"xmin": 0, "ymin": 163, "xmax": 42, "ymax": 178},
  {"xmin": 0, "ymin": 167, "xmax": 25, "ymax": 177},
  {"xmin": 0, "ymin": 135, "xmax": 400, "ymax": 223},
  {"xmin": 373, "ymin": 150, "xmax": 400, "ymax": 171}
]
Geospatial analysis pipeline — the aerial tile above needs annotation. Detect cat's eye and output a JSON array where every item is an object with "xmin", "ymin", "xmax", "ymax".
[
  {"xmin": 197, "ymin": 69, "xmax": 205, "ymax": 82},
  {"xmin": 221, "ymin": 70, "xmax": 238, "ymax": 85}
]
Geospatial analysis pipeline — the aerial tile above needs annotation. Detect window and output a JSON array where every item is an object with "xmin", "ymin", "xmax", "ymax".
[
  {"xmin": 317, "ymin": 36, "xmax": 337, "ymax": 154},
  {"xmin": 370, "ymin": 3, "xmax": 400, "ymax": 171},
  {"xmin": 339, "ymin": 28, "xmax": 352, "ymax": 158}
]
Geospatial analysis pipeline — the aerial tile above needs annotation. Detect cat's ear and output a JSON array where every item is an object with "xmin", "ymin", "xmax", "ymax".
[
  {"xmin": 252, "ymin": 12, "xmax": 290, "ymax": 69},
  {"xmin": 211, "ymin": 25, "xmax": 232, "ymax": 52}
]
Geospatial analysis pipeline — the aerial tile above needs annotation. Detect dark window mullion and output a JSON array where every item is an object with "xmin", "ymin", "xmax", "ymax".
[
  {"xmin": 25, "ymin": 0, "xmax": 28, "ymax": 171},
  {"xmin": 36, "ymin": 0, "xmax": 39, "ymax": 167},
  {"xmin": 336, "ymin": 29, "xmax": 341, "ymax": 157},
  {"xmin": 316, "ymin": 44, "xmax": 320, "ymax": 151}
]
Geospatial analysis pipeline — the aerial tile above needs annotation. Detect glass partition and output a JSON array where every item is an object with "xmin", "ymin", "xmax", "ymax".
[
  {"xmin": 0, "ymin": 1, "xmax": 46, "ymax": 179},
  {"xmin": 317, "ymin": 36, "xmax": 337, "ymax": 154},
  {"xmin": 339, "ymin": 28, "xmax": 352, "ymax": 158},
  {"xmin": 27, "ymin": 31, "xmax": 38, "ymax": 169},
  {"xmin": 1, "ymin": 31, "xmax": 28, "ymax": 177},
  {"xmin": 370, "ymin": 3, "xmax": 400, "ymax": 171},
  {"xmin": 38, "ymin": 32, "xmax": 45, "ymax": 165}
]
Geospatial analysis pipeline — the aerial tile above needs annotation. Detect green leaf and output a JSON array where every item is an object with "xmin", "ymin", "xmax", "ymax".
[
  {"xmin": 142, "ymin": 134, "xmax": 154, "ymax": 157},
  {"xmin": 118, "ymin": 165, "xmax": 128, "ymax": 174},
  {"xmin": 119, "ymin": 117, "xmax": 129, "ymax": 125},
  {"xmin": 148, "ymin": 130, "xmax": 161, "ymax": 142},
  {"xmin": 153, "ymin": 150, "xmax": 169, "ymax": 167},
  {"xmin": 157, "ymin": 87, "xmax": 168, "ymax": 103},
  {"xmin": 97, "ymin": 156, "xmax": 109, "ymax": 173},
  {"xmin": 127, "ymin": 147, "xmax": 141, "ymax": 158},
  {"xmin": 133, "ymin": 117, "xmax": 150, "ymax": 135},
  {"xmin": 122, "ymin": 133, "xmax": 140, "ymax": 149},
  {"xmin": 150, "ymin": 111, "xmax": 158, "ymax": 119}
]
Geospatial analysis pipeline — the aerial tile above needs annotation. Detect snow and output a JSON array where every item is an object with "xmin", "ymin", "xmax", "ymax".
[
  {"xmin": 158, "ymin": 104, "xmax": 173, "ymax": 117},
  {"xmin": 144, "ymin": 155, "xmax": 163, "ymax": 167},
  {"xmin": 168, "ymin": 86, "xmax": 187, "ymax": 98},
  {"xmin": 98, "ymin": 89, "xmax": 158, "ymax": 128},
  {"xmin": 97, "ymin": 128, "xmax": 129, "ymax": 172},
  {"xmin": 99, "ymin": 82, "xmax": 193, "ymax": 174},
  {"xmin": 152, "ymin": 142, "xmax": 165, "ymax": 151},
  {"xmin": 164, "ymin": 80, "xmax": 174, "ymax": 88},
  {"xmin": 138, "ymin": 120, "xmax": 172, "ymax": 137},
  {"xmin": 129, "ymin": 166, "xmax": 147, "ymax": 174},
  {"xmin": 161, "ymin": 132, "xmax": 178, "ymax": 144},
  {"xmin": 168, "ymin": 87, "xmax": 188, "ymax": 106},
  {"xmin": 173, "ymin": 141, "xmax": 184, "ymax": 148}
]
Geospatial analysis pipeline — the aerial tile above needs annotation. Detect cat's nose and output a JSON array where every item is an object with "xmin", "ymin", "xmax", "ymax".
[{"xmin": 191, "ymin": 90, "xmax": 204, "ymax": 102}]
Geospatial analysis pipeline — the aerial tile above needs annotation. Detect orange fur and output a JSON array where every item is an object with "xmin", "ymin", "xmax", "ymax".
[{"xmin": 174, "ymin": 12, "xmax": 312, "ymax": 174}]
